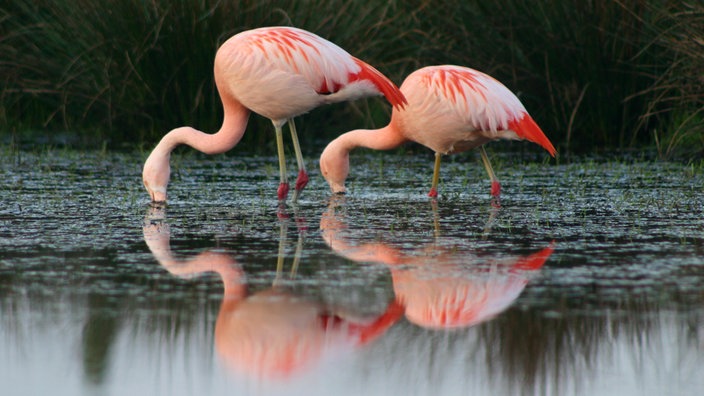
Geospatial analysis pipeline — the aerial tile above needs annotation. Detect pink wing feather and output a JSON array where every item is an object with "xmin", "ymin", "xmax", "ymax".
[
  {"xmin": 239, "ymin": 27, "xmax": 406, "ymax": 109},
  {"xmin": 422, "ymin": 66, "xmax": 556, "ymax": 156}
]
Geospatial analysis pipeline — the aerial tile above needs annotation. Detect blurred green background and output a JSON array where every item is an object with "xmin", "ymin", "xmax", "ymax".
[{"xmin": 1, "ymin": 0, "xmax": 702, "ymax": 159}]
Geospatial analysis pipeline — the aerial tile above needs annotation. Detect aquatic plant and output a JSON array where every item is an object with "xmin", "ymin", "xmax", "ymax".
[{"xmin": 1, "ymin": 0, "xmax": 701, "ymax": 158}]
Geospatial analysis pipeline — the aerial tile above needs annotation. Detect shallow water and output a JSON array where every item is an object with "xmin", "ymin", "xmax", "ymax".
[{"xmin": 1, "ymin": 149, "xmax": 703, "ymax": 396}]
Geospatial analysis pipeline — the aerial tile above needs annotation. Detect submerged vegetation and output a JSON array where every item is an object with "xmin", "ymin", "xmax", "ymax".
[{"xmin": 1, "ymin": 0, "xmax": 702, "ymax": 159}]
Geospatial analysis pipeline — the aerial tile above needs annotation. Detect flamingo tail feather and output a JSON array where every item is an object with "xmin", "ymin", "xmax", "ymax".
[{"xmin": 509, "ymin": 115, "xmax": 557, "ymax": 157}]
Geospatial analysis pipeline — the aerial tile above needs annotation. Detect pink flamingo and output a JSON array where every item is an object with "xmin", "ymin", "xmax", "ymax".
[
  {"xmin": 320, "ymin": 198, "xmax": 554, "ymax": 329},
  {"xmin": 143, "ymin": 206, "xmax": 403, "ymax": 379},
  {"xmin": 142, "ymin": 26, "xmax": 406, "ymax": 203},
  {"xmin": 319, "ymin": 65, "xmax": 557, "ymax": 199}
]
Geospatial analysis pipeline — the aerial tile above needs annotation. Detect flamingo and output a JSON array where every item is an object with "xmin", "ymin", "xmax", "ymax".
[
  {"xmin": 320, "ymin": 197, "xmax": 554, "ymax": 329},
  {"xmin": 142, "ymin": 205, "xmax": 403, "ymax": 379},
  {"xmin": 142, "ymin": 26, "xmax": 406, "ymax": 203},
  {"xmin": 319, "ymin": 65, "xmax": 557, "ymax": 199}
]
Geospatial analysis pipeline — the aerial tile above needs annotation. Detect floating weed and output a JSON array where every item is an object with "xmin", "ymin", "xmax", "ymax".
[{"xmin": 263, "ymin": 162, "xmax": 275, "ymax": 178}]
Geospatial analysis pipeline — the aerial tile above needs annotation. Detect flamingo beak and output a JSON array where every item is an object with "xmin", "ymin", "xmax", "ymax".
[
  {"xmin": 328, "ymin": 182, "xmax": 347, "ymax": 195},
  {"xmin": 144, "ymin": 181, "xmax": 167, "ymax": 203}
]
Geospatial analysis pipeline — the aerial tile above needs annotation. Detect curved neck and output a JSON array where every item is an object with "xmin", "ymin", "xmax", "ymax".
[
  {"xmin": 320, "ymin": 121, "xmax": 407, "ymax": 193},
  {"xmin": 143, "ymin": 87, "xmax": 252, "ymax": 201},
  {"xmin": 336, "ymin": 123, "xmax": 407, "ymax": 153},
  {"xmin": 161, "ymin": 97, "xmax": 251, "ymax": 155}
]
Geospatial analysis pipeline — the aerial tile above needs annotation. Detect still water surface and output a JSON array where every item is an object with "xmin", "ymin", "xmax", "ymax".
[{"xmin": 1, "ymin": 149, "xmax": 702, "ymax": 395}]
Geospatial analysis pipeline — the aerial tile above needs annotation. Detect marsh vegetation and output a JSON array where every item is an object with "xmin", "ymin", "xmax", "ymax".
[{"xmin": 2, "ymin": 1, "xmax": 703, "ymax": 158}]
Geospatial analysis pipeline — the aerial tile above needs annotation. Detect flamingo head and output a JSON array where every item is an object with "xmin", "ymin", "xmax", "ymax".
[
  {"xmin": 142, "ymin": 148, "xmax": 171, "ymax": 203},
  {"xmin": 319, "ymin": 141, "xmax": 349, "ymax": 194}
]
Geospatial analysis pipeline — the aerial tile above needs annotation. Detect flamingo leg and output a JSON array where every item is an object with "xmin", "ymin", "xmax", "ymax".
[
  {"xmin": 482, "ymin": 203, "xmax": 500, "ymax": 239},
  {"xmin": 274, "ymin": 121, "xmax": 290, "ymax": 200},
  {"xmin": 428, "ymin": 152, "xmax": 442, "ymax": 198},
  {"xmin": 288, "ymin": 120, "xmax": 309, "ymax": 202},
  {"xmin": 273, "ymin": 213, "xmax": 288, "ymax": 287},
  {"xmin": 290, "ymin": 228, "xmax": 304, "ymax": 278},
  {"xmin": 479, "ymin": 146, "xmax": 501, "ymax": 198},
  {"xmin": 430, "ymin": 199, "xmax": 441, "ymax": 238},
  {"xmin": 289, "ymin": 204, "xmax": 305, "ymax": 279}
]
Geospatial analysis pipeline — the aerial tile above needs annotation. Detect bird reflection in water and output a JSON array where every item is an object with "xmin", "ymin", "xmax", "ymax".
[
  {"xmin": 320, "ymin": 197, "xmax": 554, "ymax": 329},
  {"xmin": 142, "ymin": 205, "xmax": 403, "ymax": 380}
]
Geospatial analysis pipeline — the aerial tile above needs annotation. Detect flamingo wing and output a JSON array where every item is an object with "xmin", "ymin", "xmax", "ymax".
[
  {"xmin": 416, "ymin": 66, "xmax": 556, "ymax": 155},
  {"xmin": 230, "ymin": 27, "xmax": 406, "ymax": 109}
]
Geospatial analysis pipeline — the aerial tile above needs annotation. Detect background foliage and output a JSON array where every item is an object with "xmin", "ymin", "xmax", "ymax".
[{"xmin": 1, "ymin": 0, "xmax": 702, "ymax": 159}]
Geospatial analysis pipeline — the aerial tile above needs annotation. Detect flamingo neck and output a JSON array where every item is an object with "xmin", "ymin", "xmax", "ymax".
[
  {"xmin": 142, "ymin": 94, "xmax": 251, "ymax": 201},
  {"xmin": 336, "ymin": 123, "xmax": 407, "ymax": 152},
  {"xmin": 320, "ymin": 122, "xmax": 407, "ymax": 193},
  {"xmin": 160, "ymin": 99, "xmax": 251, "ymax": 156}
]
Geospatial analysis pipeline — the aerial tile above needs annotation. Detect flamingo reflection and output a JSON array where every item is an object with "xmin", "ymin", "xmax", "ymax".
[
  {"xmin": 320, "ymin": 197, "xmax": 554, "ymax": 329},
  {"xmin": 142, "ymin": 205, "xmax": 403, "ymax": 380}
]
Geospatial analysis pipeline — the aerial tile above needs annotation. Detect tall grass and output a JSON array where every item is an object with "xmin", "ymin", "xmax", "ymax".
[
  {"xmin": 630, "ymin": 2, "xmax": 704, "ymax": 159},
  {"xmin": 1, "ymin": 0, "xmax": 702, "ymax": 158}
]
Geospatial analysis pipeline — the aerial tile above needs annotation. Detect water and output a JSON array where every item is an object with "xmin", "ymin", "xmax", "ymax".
[{"xmin": 1, "ymin": 149, "xmax": 703, "ymax": 396}]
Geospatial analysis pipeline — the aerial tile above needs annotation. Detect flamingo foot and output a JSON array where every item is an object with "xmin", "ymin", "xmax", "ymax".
[
  {"xmin": 277, "ymin": 182, "xmax": 290, "ymax": 201},
  {"xmin": 295, "ymin": 216, "xmax": 308, "ymax": 232},
  {"xmin": 428, "ymin": 188, "xmax": 438, "ymax": 198},
  {"xmin": 490, "ymin": 180, "xmax": 501, "ymax": 197},
  {"xmin": 295, "ymin": 170, "xmax": 309, "ymax": 192},
  {"xmin": 490, "ymin": 181, "xmax": 501, "ymax": 208},
  {"xmin": 277, "ymin": 204, "xmax": 289, "ymax": 219},
  {"xmin": 276, "ymin": 202, "xmax": 291, "ymax": 220}
]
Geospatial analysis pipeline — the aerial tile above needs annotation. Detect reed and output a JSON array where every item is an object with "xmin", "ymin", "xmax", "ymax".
[{"xmin": 1, "ymin": 0, "xmax": 701, "ymax": 158}]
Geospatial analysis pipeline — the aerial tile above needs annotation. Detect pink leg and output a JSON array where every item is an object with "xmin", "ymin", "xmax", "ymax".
[
  {"xmin": 428, "ymin": 153, "xmax": 441, "ymax": 199},
  {"xmin": 490, "ymin": 180, "xmax": 501, "ymax": 197},
  {"xmin": 490, "ymin": 180, "xmax": 501, "ymax": 208},
  {"xmin": 295, "ymin": 169, "xmax": 309, "ymax": 192},
  {"xmin": 277, "ymin": 203, "xmax": 289, "ymax": 219},
  {"xmin": 274, "ymin": 122, "xmax": 289, "ymax": 201},
  {"xmin": 277, "ymin": 182, "xmax": 290, "ymax": 201},
  {"xmin": 288, "ymin": 120, "xmax": 308, "ymax": 203},
  {"xmin": 480, "ymin": 146, "xmax": 501, "ymax": 202}
]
